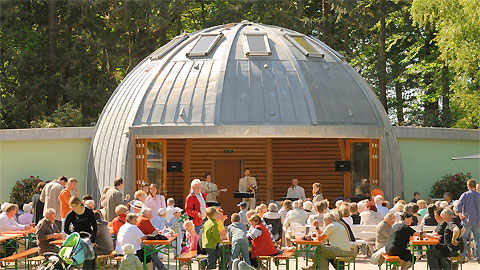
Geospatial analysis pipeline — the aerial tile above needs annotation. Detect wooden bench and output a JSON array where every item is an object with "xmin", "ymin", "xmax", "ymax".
[
  {"xmin": 335, "ymin": 257, "xmax": 354, "ymax": 270},
  {"xmin": 113, "ymin": 255, "xmax": 123, "ymax": 270},
  {"xmin": 96, "ymin": 250, "xmax": 117, "ymax": 270},
  {"xmin": 274, "ymin": 251, "xmax": 294, "ymax": 270},
  {"xmin": 192, "ymin": 254, "xmax": 207, "ymax": 270},
  {"xmin": 382, "ymin": 253, "xmax": 400, "ymax": 270},
  {"xmin": 26, "ymin": 255, "xmax": 44, "ymax": 270},
  {"xmin": 257, "ymin": 256, "xmax": 272, "ymax": 270},
  {"xmin": 448, "ymin": 256, "xmax": 464, "ymax": 270},
  {"xmin": 0, "ymin": 247, "xmax": 38, "ymax": 270},
  {"xmin": 176, "ymin": 250, "xmax": 197, "ymax": 270}
]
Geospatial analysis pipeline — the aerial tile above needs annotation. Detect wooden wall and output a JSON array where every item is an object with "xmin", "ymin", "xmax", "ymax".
[{"xmin": 164, "ymin": 138, "xmax": 344, "ymax": 204}]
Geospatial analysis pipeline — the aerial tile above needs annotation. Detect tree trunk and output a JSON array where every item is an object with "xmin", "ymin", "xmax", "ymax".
[
  {"xmin": 297, "ymin": 0, "xmax": 304, "ymax": 17},
  {"xmin": 423, "ymin": 23, "xmax": 438, "ymax": 126},
  {"xmin": 47, "ymin": 0, "xmax": 58, "ymax": 113},
  {"xmin": 378, "ymin": 0, "xmax": 387, "ymax": 112},
  {"xmin": 441, "ymin": 62, "xmax": 450, "ymax": 125},
  {"xmin": 322, "ymin": 0, "xmax": 333, "ymax": 46},
  {"xmin": 395, "ymin": 82, "xmax": 404, "ymax": 125}
]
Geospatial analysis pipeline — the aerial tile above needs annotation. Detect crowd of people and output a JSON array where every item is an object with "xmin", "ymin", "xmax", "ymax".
[{"xmin": 0, "ymin": 175, "xmax": 479, "ymax": 270}]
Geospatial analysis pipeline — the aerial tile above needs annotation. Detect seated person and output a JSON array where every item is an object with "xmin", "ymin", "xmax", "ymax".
[
  {"xmin": 0, "ymin": 203, "xmax": 32, "ymax": 232},
  {"xmin": 112, "ymin": 205, "xmax": 128, "ymax": 236},
  {"xmin": 93, "ymin": 210, "xmax": 114, "ymax": 255},
  {"xmin": 247, "ymin": 215, "xmax": 279, "ymax": 268},
  {"xmin": 181, "ymin": 220, "xmax": 198, "ymax": 254},
  {"xmin": 385, "ymin": 212, "xmax": 416, "ymax": 270},
  {"xmin": 18, "ymin": 204, "xmax": 33, "ymax": 225},
  {"xmin": 135, "ymin": 208, "xmax": 165, "ymax": 270},
  {"xmin": 375, "ymin": 212, "xmax": 396, "ymax": 250},
  {"xmin": 152, "ymin": 208, "xmax": 167, "ymax": 230},
  {"xmin": 36, "ymin": 208, "xmax": 63, "ymax": 255},
  {"xmin": 421, "ymin": 204, "xmax": 438, "ymax": 226}
]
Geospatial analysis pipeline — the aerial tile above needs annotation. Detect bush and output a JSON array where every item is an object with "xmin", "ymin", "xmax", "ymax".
[
  {"xmin": 430, "ymin": 172, "xmax": 472, "ymax": 200},
  {"xmin": 9, "ymin": 176, "xmax": 43, "ymax": 205}
]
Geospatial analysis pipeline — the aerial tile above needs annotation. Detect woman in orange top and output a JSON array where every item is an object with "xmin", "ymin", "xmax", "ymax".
[{"xmin": 112, "ymin": 205, "xmax": 128, "ymax": 235}]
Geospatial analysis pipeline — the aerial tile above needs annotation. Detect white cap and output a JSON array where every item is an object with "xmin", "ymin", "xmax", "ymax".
[
  {"xmin": 174, "ymin": 207, "xmax": 183, "ymax": 213},
  {"xmin": 158, "ymin": 208, "xmax": 167, "ymax": 215}
]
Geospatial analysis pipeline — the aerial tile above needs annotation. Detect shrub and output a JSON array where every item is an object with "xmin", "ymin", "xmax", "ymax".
[
  {"xmin": 430, "ymin": 172, "xmax": 472, "ymax": 200},
  {"xmin": 9, "ymin": 176, "xmax": 43, "ymax": 205}
]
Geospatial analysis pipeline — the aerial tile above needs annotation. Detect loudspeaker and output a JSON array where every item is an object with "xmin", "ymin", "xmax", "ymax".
[
  {"xmin": 335, "ymin": 161, "xmax": 351, "ymax": 172},
  {"xmin": 167, "ymin": 161, "xmax": 182, "ymax": 173}
]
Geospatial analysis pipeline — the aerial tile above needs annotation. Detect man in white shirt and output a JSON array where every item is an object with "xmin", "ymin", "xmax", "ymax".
[
  {"xmin": 374, "ymin": 195, "xmax": 389, "ymax": 217},
  {"xmin": 286, "ymin": 179, "xmax": 306, "ymax": 201},
  {"xmin": 310, "ymin": 213, "xmax": 353, "ymax": 270},
  {"xmin": 0, "ymin": 204, "xmax": 32, "ymax": 232}
]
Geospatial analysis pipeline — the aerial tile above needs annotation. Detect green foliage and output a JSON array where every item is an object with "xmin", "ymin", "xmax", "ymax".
[
  {"xmin": 10, "ymin": 176, "xmax": 43, "ymax": 205},
  {"xmin": 30, "ymin": 103, "xmax": 84, "ymax": 128},
  {"xmin": 430, "ymin": 172, "xmax": 472, "ymax": 200}
]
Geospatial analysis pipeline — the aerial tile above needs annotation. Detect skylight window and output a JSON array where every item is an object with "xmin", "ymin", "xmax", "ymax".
[
  {"xmin": 186, "ymin": 33, "xmax": 224, "ymax": 57},
  {"xmin": 243, "ymin": 32, "xmax": 272, "ymax": 56},
  {"xmin": 150, "ymin": 35, "xmax": 188, "ymax": 61},
  {"xmin": 284, "ymin": 34, "xmax": 324, "ymax": 58}
]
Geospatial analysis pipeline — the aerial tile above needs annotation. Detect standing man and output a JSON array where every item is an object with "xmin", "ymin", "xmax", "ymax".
[
  {"xmin": 238, "ymin": 168, "xmax": 256, "ymax": 210},
  {"xmin": 202, "ymin": 174, "xmax": 220, "ymax": 207},
  {"xmin": 40, "ymin": 176, "xmax": 67, "ymax": 229},
  {"xmin": 105, "ymin": 177, "xmax": 130, "ymax": 222},
  {"xmin": 185, "ymin": 179, "xmax": 207, "ymax": 236},
  {"xmin": 59, "ymin": 178, "xmax": 78, "ymax": 224},
  {"xmin": 457, "ymin": 179, "xmax": 480, "ymax": 263},
  {"xmin": 286, "ymin": 178, "xmax": 306, "ymax": 200}
]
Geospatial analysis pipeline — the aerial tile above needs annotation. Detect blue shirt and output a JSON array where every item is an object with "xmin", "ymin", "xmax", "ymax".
[{"xmin": 457, "ymin": 190, "xmax": 480, "ymax": 226}]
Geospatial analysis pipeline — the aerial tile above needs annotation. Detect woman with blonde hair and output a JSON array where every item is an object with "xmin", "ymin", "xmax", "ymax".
[{"xmin": 278, "ymin": 200, "xmax": 293, "ymax": 221}]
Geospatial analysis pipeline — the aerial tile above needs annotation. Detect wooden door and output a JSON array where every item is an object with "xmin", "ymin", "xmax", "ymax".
[{"xmin": 213, "ymin": 160, "xmax": 242, "ymax": 217}]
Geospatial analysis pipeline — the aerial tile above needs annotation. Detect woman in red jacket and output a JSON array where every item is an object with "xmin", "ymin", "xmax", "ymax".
[
  {"xmin": 247, "ymin": 215, "xmax": 279, "ymax": 268},
  {"xmin": 185, "ymin": 179, "xmax": 207, "ymax": 235}
]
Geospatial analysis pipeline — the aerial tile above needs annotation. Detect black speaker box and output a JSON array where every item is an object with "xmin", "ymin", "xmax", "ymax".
[
  {"xmin": 335, "ymin": 161, "xmax": 351, "ymax": 172},
  {"xmin": 167, "ymin": 161, "xmax": 182, "ymax": 173}
]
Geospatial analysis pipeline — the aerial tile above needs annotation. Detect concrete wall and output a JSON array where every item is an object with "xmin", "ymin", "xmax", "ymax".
[{"xmin": 0, "ymin": 127, "xmax": 478, "ymax": 203}]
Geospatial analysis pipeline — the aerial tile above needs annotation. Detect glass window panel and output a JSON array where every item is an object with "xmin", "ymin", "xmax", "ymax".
[
  {"xmin": 247, "ymin": 35, "xmax": 267, "ymax": 52},
  {"xmin": 150, "ymin": 35, "xmax": 187, "ymax": 60},
  {"xmin": 285, "ymin": 34, "xmax": 324, "ymax": 58},
  {"xmin": 351, "ymin": 142, "xmax": 370, "ymax": 198},
  {"xmin": 146, "ymin": 142, "xmax": 165, "ymax": 189},
  {"xmin": 187, "ymin": 33, "xmax": 223, "ymax": 57},
  {"xmin": 293, "ymin": 36, "xmax": 321, "ymax": 55}
]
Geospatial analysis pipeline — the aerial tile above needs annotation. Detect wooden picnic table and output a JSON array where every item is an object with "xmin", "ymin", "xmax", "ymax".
[
  {"xmin": 293, "ymin": 238, "xmax": 322, "ymax": 270},
  {"xmin": 409, "ymin": 236, "xmax": 439, "ymax": 270},
  {"xmin": 2, "ymin": 228, "xmax": 37, "ymax": 249},
  {"xmin": 1, "ymin": 227, "xmax": 36, "ymax": 235},
  {"xmin": 142, "ymin": 234, "xmax": 178, "ymax": 270},
  {"xmin": 0, "ymin": 234, "xmax": 23, "ymax": 243}
]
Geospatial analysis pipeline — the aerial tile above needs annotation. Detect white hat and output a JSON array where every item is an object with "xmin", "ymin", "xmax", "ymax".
[
  {"xmin": 174, "ymin": 207, "xmax": 183, "ymax": 213},
  {"xmin": 158, "ymin": 208, "xmax": 167, "ymax": 215},
  {"xmin": 23, "ymin": 204, "xmax": 32, "ymax": 213},
  {"xmin": 132, "ymin": 201, "xmax": 144, "ymax": 210}
]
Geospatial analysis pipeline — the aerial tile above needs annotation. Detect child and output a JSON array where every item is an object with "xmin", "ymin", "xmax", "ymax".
[
  {"xmin": 202, "ymin": 207, "xmax": 221, "ymax": 270},
  {"xmin": 167, "ymin": 207, "xmax": 184, "ymax": 256},
  {"xmin": 214, "ymin": 209, "xmax": 228, "ymax": 239},
  {"xmin": 237, "ymin": 202, "xmax": 248, "ymax": 225},
  {"xmin": 119, "ymin": 244, "xmax": 142, "ymax": 270},
  {"xmin": 152, "ymin": 208, "xmax": 167, "ymax": 230},
  {"xmin": 165, "ymin": 198, "xmax": 175, "ymax": 221},
  {"xmin": 227, "ymin": 213, "xmax": 250, "ymax": 265},
  {"xmin": 181, "ymin": 220, "xmax": 198, "ymax": 254}
]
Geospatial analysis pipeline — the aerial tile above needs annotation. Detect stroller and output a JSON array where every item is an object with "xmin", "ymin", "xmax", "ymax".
[{"xmin": 37, "ymin": 232, "xmax": 94, "ymax": 270}]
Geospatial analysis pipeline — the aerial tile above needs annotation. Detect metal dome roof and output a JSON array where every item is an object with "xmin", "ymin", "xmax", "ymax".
[{"xmin": 87, "ymin": 22, "xmax": 403, "ymax": 200}]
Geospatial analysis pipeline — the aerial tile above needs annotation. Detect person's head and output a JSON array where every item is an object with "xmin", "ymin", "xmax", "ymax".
[
  {"xmin": 69, "ymin": 197, "xmax": 84, "ymax": 214},
  {"xmin": 268, "ymin": 203, "xmax": 278, "ymax": 213},
  {"xmin": 58, "ymin": 176, "xmax": 68, "ymax": 187},
  {"xmin": 174, "ymin": 207, "xmax": 182, "ymax": 218},
  {"xmin": 23, "ymin": 204, "xmax": 32, "ymax": 213},
  {"xmin": 134, "ymin": 190, "xmax": 147, "ymax": 202},
  {"xmin": 349, "ymin": 202, "xmax": 358, "ymax": 214},
  {"xmin": 383, "ymin": 201, "xmax": 390, "ymax": 209},
  {"xmin": 246, "ymin": 209, "xmax": 256, "ymax": 219},
  {"xmin": 384, "ymin": 212, "xmax": 396, "ymax": 226},
  {"xmin": 357, "ymin": 201, "xmax": 367, "ymax": 213},
  {"xmin": 158, "ymin": 208, "xmax": 166, "ymax": 217},
  {"xmin": 323, "ymin": 212, "xmax": 336, "ymax": 226},
  {"xmin": 292, "ymin": 178, "xmax": 299, "ymax": 187},
  {"xmin": 393, "ymin": 196, "xmax": 401, "ymax": 205},
  {"xmin": 434, "ymin": 207, "xmax": 444, "ymax": 223},
  {"xmin": 366, "ymin": 201, "xmax": 377, "ymax": 212},
  {"xmin": 361, "ymin": 178, "xmax": 368, "ymax": 185},
  {"xmin": 259, "ymin": 204, "xmax": 267, "ymax": 213},
  {"xmin": 374, "ymin": 195, "xmax": 383, "ymax": 205},
  {"xmin": 93, "ymin": 210, "xmax": 103, "ymax": 221},
  {"xmin": 4, "ymin": 204, "xmax": 18, "ymax": 218},
  {"xmin": 427, "ymin": 204, "xmax": 436, "ymax": 217},
  {"xmin": 476, "ymin": 183, "xmax": 480, "ymax": 192},
  {"xmin": 282, "ymin": 200, "xmax": 293, "ymax": 210},
  {"xmin": 401, "ymin": 212, "xmax": 414, "ymax": 226},
  {"xmin": 205, "ymin": 174, "xmax": 212, "ymax": 182},
  {"xmin": 115, "ymin": 205, "xmax": 128, "ymax": 216},
  {"xmin": 339, "ymin": 205, "xmax": 350, "ymax": 218},
  {"xmin": 103, "ymin": 186, "xmax": 111, "ymax": 195},
  {"xmin": 394, "ymin": 203, "xmax": 404, "ymax": 213},
  {"xmin": 335, "ymin": 200, "xmax": 344, "ymax": 209},
  {"xmin": 411, "ymin": 204, "xmax": 419, "ymax": 214},
  {"xmin": 191, "ymin": 179, "xmax": 202, "ymax": 194},
  {"xmin": 417, "ymin": 200, "xmax": 427, "ymax": 209},
  {"xmin": 184, "ymin": 220, "xmax": 194, "ymax": 232},
  {"xmin": 237, "ymin": 202, "xmax": 247, "ymax": 210},
  {"xmin": 123, "ymin": 244, "xmax": 135, "ymax": 255},
  {"xmin": 82, "ymin": 194, "xmax": 93, "ymax": 201},
  {"xmin": 303, "ymin": 201, "xmax": 313, "ymax": 211},
  {"xmin": 44, "ymin": 208, "xmax": 56, "ymax": 223},
  {"xmin": 206, "ymin": 207, "xmax": 217, "ymax": 219},
  {"xmin": 243, "ymin": 168, "xmax": 251, "ymax": 177},
  {"xmin": 443, "ymin": 192, "xmax": 452, "ymax": 202},
  {"xmin": 66, "ymin": 178, "xmax": 77, "ymax": 191},
  {"xmin": 248, "ymin": 214, "xmax": 261, "ymax": 226},
  {"xmin": 126, "ymin": 213, "xmax": 138, "ymax": 224},
  {"xmin": 440, "ymin": 208, "xmax": 455, "ymax": 222},
  {"xmin": 37, "ymin": 182, "xmax": 46, "ymax": 193},
  {"xmin": 467, "ymin": 179, "xmax": 476, "ymax": 191},
  {"xmin": 149, "ymin": 184, "xmax": 159, "ymax": 196},
  {"xmin": 114, "ymin": 177, "xmax": 124, "ymax": 189},
  {"xmin": 140, "ymin": 207, "xmax": 153, "ymax": 220},
  {"xmin": 404, "ymin": 203, "xmax": 414, "ymax": 214},
  {"xmin": 231, "ymin": 213, "xmax": 240, "ymax": 223},
  {"xmin": 312, "ymin": 183, "xmax": 322, "ymax": 194},
  {"xmin": 292, "ymin": 200, "xmax": 302, "ymax": 209},
  {"xmin": 142, "ymin": 183, "xmax": 150, "ymax": 194},
  {"xmin": 84, "ymin": 200, "xmax": 95, "ymax": 210},
  {"xmin": 167, "ymin": 198, "xmax": 175, "ymax": 206},
  {"xmin": 413, "ymin": 191, "xmax": 420, "ymax": 199},
  {"xmin": 315, "ymin": 201, "xmax": 328, "ymax": 214}
]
